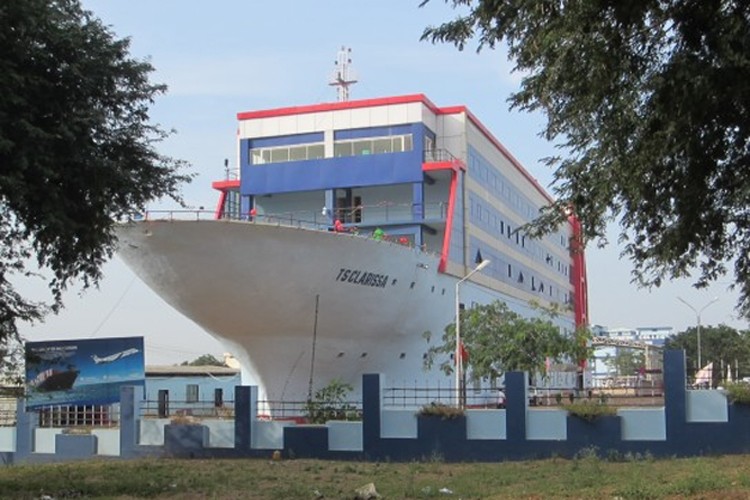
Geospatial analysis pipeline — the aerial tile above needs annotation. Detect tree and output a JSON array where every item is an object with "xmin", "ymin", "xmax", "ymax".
[
  {"xmin": 0, "ymin": 1, "xmax": 190, "ymax": 344},
  {"xmin": 605, "ymin": 349, "xmax": 645, "ymax": 378},
  {"xmin": 180, "ymin": 354, "xmax": 226, "ymax": 367},
  {"xmin": 423, "ymin": 301, "xmax": 575, "ymax": 382},
  {"xmin": 420, "ymin": 1, "xmax": 750, "ymax": 317},
  {"xmin": 666, "ymin": 325, "xmax": 750, "ymax": 379}
]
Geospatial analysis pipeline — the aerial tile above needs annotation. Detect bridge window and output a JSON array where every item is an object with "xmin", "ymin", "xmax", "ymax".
[
  {"xmin": 334, "ymin": 134, "xmax": 413, "ymax": 158},
  {"xmin": 250, "ymin": 143, "xmax": 324, "ymax": 165}
]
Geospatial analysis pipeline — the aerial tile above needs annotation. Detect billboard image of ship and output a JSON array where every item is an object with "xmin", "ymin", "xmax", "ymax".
[{"xmin": 25, "ymin": 337, "xmax": 145, "ymax": 409}]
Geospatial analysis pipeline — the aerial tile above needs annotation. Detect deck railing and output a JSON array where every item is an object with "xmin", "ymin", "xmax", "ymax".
[
  {"xmin": 139, "ymin": 399, "xmax": 235, "ymax": 419},
  {"xmin": 126, "ymin": 203, "xmax": 448, "ymax": 256},
  {"xmin": 424, "ymin": 148, "xmax": 461, "ymax": 164},
  {"xmin": 132, "ymin": 201, "xmax": 448, "ymax": 227}
]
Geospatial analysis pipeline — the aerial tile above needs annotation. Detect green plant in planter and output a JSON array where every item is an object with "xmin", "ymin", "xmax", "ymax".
[
  {"xmin": 724, "ymin": 382, "xmax": 750, "ymax": 405},
  {"xmin": 418, "ymin": 402, "xmax": 465, "ymax": 420},
  {"xmin": 563, "ymin": 400, "xmax": 616, "ymax": 422}
]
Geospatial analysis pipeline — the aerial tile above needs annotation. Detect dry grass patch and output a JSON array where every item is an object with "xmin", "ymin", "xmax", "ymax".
[{"xmin": 0, "ymin": 455, "xmax": 750, "ymax": 498}]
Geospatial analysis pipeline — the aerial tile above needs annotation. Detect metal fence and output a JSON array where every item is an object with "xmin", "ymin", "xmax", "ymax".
[
  {"xmin": 36, "ymin": 404, "xmax": 119, "ymax": 428},
  {"xmin": 383, "ymin": 386, "xmax": 502, "ymax": 409},
  {"xmin": 382, "ymin": 384, "xmax": 666, "ymax": 410},
  {"xmin": 139, "ymin": 399, "xmax": 235, "ymax": 420},
  {"xmin": 256, "ymin": 400, "xmax": 363, "ymax": 422}
]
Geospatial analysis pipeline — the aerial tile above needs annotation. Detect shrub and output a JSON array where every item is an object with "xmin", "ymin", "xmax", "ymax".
[
  {"xmin": 304, "ymin": 379, "xmax": 360, "ymax": 424},
  {"xmin": 724, "ymin": 382, "xmax": 750, "ymax": 405},
  {"xmin": 418, "ymin": 402, "xmax": 465, "ymax": 420},
  {"xmin": 563, "ymin": 400, "xmax": 617, "ymax": 421}
]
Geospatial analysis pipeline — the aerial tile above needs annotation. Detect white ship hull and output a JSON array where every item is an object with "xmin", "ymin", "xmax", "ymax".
[{"xmin": 117, "ymin": 219, "xmax": 462, "ymax": 403}]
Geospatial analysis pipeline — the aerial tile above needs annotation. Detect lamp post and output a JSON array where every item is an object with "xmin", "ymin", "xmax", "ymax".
[
  {"xmin": 455, "ymin": 259, "xmax": 491, "ymax": 408},
  {"xmin": 677, "ymin": 296, "xmax": 719, "ymax": 369}
]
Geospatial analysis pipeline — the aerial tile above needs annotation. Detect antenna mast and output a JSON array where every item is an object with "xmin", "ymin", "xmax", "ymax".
[{"xmin": 329, "ymin": 46, "xmax": 357, "ymax": 102}]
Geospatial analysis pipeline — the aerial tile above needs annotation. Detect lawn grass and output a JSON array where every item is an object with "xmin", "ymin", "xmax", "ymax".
[{"xmin": 1, "ymin": 453, "xmax": 749, "ymax": 499}]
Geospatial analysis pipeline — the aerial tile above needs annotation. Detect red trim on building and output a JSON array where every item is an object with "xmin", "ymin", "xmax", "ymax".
[
  {"xmin": 212, "ymin": 180, "xmax": 239, "ymax": 220},
  {"xmin": 212, "ymin": 179, "xmax": 240, "ymax": 190},
  {"xmin": 568, "ymin": 214, "xmax": 588, "ymax": 328},
  {"xmin": 214, "ymin": 191, "xmax": 227, "ymax": 220},
  {"xmin": 440, "ymin": 170, "xmax": 459, "ymax": 273},
  {"xmin": 237, "ymin": 94, "xmax": 441, "ymax": 121},
  {"xmin": 437, "ymin": 106, "xmax": 554, "ymax": 205},
  {"xmin": 422, "ymin": 161, "xmax": 465, "ymax": 173}
]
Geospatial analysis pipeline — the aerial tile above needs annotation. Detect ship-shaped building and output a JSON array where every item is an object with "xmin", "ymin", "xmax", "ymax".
[{"xmin": 118, "ymin": 88, "xmax": 587, "ymax": 405}]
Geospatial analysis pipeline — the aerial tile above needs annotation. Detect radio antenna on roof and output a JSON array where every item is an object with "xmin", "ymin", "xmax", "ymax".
[{"xmin": 329, "ymin": 46, "xmax": 357, "ymax": 102}]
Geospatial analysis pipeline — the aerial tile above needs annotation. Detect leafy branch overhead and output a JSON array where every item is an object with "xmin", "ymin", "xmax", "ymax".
[
  {"xmin": 0, "ymin": 1, "xmax": 191, "ymax": 342},
  {"xmin": 421, "ymin": 1, "xmax": 750, "ymax": 317}
]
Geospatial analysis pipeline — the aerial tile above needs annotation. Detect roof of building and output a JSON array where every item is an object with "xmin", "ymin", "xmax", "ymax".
[{"xmin": 145, "ymin": 365, "xmax": 240, "ymax": 377}]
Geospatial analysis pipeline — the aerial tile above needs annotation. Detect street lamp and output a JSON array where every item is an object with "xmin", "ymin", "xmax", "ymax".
[
  {"xmin": 455, "ymin": 259, "xmax": 491, "ymax": 408},
  {"xmin": 677, "ymin": 296, "xmax": 719, "ymax": 369}
]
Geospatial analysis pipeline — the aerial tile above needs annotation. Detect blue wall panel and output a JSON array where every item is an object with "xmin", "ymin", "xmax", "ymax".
[{"xmin": 242, "ymin": 151, "xmax": 423, "ymax": 196}]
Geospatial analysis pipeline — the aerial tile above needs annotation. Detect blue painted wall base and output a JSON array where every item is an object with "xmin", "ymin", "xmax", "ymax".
[{"xmin": 9, "ymin": 350, "xmax": 750, "ymax": 463}]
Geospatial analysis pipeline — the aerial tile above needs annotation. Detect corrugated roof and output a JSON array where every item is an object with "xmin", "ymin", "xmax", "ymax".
[{"xmin": 145, "ymin": 365, "xmax": 240, "ymax": 377}]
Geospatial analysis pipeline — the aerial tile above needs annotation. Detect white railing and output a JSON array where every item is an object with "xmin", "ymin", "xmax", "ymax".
[{"xmin": 133, "ymin": 201, "xmax": 448, "ymax": 226}]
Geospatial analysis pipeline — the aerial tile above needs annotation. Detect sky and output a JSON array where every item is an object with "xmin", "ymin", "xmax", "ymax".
[{"xmin": 18, "ymin": 0, "xmax": 748, "ymax": 366}]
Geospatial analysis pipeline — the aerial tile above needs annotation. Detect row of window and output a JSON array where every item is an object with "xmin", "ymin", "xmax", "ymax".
[
  {"xmin": 251, "ymin": 143, "xmax": 325, "ymax": 164},
  {"xmin": 334, "ymin": 134, "xmax": 413, "ymax": 157},
  {"xmin": 249, "ymin": 134, "xmax": 414, "ymax": 165},
  {"xmin": 505, "ymin": 262, "xmax": 570, "ymax": 305},
  {"xmin": 468, "ymin": 149, "xmax": 568, "ymax": 250},
  {"xmin": 470, "ymin": 196, "xmax": 570, "ymax": 278},
  {"xmin": 464, "ymin": 242, "xmax": 570, "ymax": 307}
]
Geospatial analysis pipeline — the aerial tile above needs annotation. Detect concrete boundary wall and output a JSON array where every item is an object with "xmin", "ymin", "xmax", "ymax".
[{"xmin": 6, "ymin": 350, "xmax": 750, "ymax": 463}]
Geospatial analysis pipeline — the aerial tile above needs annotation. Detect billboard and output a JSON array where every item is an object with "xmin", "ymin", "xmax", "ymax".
[{"xmin": 25, "ymin": 336, "xmax": 145, "ymax": 409}]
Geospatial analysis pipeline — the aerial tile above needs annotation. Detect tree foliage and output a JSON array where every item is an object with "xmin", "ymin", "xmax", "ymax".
[
  {"xmin": 423, "ymin": 301, "xmax": 582, "ymax": 381},
  {"xmin": 665, "ymin": 324, "xmax": 750, "ymax": 376},
  {"xmin": 605, "ymin": 349, "xmax": 645, "ymax": 377},
  {"xmin": 421, "ymin": 1, "xmax": 750, "ymax": 317},
  {"xmin": 0, "ymin": 1, "xmax": 191, "ymax": 343},
  {"xmin": 180, "ymin": 354, "xmax": 226, "ymax": 367}
]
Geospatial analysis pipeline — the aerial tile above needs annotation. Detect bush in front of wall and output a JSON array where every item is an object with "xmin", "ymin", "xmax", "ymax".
[
  {"xmin": 418, "ymin": 402, "xmax": 465, "ymax": 420},
  {"xmin": 563, "ymin": 399, "xmax": 617, "ymax": 422},
  {"xmin": 304, "ymin": 379, "xmax": 361, "ymax": 424},
  {"xmin": 724, "ymin": 382, "xmax": 750, "ymax": 405}
]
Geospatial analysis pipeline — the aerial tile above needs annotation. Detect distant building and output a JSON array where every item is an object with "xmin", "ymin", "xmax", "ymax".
[
  {"xmin": 592, "ymin": 325, "xmax": 675, "ymax": 347},
  {"xmin": 590, "ymin": 325, "xmax": 674, "ymax": 388},
  {"xmin": 144, "ymin": 365, "xmax": 241, "ymax": 418}
]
